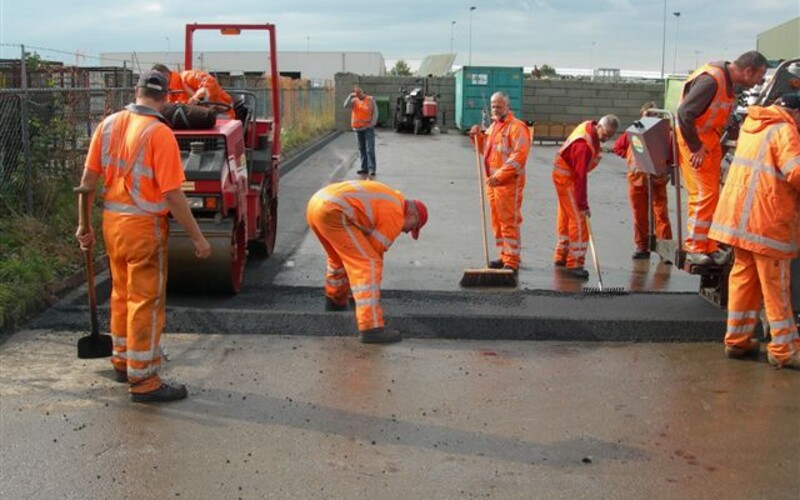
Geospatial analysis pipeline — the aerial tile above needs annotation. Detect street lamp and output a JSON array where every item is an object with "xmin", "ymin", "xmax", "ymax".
[
  {"xmin": 450, "ymin": 21, "xmax": 456, "ymax": 54},
  {"xmin": 660, "ymin": 0, "xmax": 666, "ymax": 79},
  {"xmin": 672, "ymin": 12, "xmax": 680, "ymax": 73},
  {"xmin": 469, "ymin": 6, "xmax": 476, "ymax": 66},
  {"xmin": 694, "ymin": 50, "xmax": 702, "ymax": 70},
  {"xmin": 165, "ymin": 36, "xmax": 170, "ymax": 61}
]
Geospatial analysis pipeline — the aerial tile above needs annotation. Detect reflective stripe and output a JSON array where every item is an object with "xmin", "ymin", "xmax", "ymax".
[
  {"xmin": 687, "ymin": 217, "xmax": 712, "ymax": 229},
  {"xmin": 351, "ymin": 284, "xmax": 379, "ymax": 293},
  {"xmin": 127, "ymin": 349, "xmax": 159, "ymax": 362},
  {"xmin": 326, "ymin": 277, "xmax": 348, "ymax": 287},
  {"xmin": 99, "ymin": 113, "xmax": 121, "ymax": 169},
  {"xmin": 771, "ymin": 330, "xmax": 799, "ymax": 345},
  {"xmin": 103, "ymin": 202, "xmax": 148, "ymax": 215},
  {"xmin": 781, "ymin": 156, "xmax": 800, "ymax": 176},
  {"xmin": 112, "ymin": 336, "xmax": 127, "ymax": 346},
  {"xmin": 709, "ymin": 222, "xmax": 796, "ymax": 254},
  {"xmin": 127, "ymin": 366, "xmax": 158, "ymax": 379},
  {"xmin": 371, "ymin": 229, "xmax": 392, "ymax": 249},
  {"xmin": 727, "ymin": 324, "xmax": 755, "ymax": 335},
  {"xmin": 327, "ymin": 266, "xmax": 346, "ymax": 275},
  {"xmin": 769, "ymin": 319, "xmax": 797, "ymax": 331},
  {"xmin": 728, "ymin": 310, "xmax": 759, "ymax": 320},
  {"xmin": 341, "ymin": 213, "xmax": 380, "ymax": 329},
  {"xmin": 739, "ymin": 126, "xmax": 780, "ymax": 232},
  {"xmin": 355, "ymin": 297, "xmax": 379, "ymax": 307},
  {"xmin": 112, "ymin": 350, "xmax": 127, "ymax": 359},
  {"xmin": 315, "ymin": 192, "xmax": 357, "ymax": 220}
]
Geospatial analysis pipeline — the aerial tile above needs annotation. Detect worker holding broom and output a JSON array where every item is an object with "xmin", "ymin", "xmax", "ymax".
[
  {"xmin": 469, "ymin": 91, "xmax": 531, "ymax": 274},
  {"xmin": 709, "ymin": 93, "xmax": 800, "ymax": 370},
  {"xmin": 307, "ymin": 180, "xmax": 428, "ymax": 344},
  {"xmin": 551, "ymin": 115, "xmax": 619, "ymax": 280},
  {"xmin": 75, "ymin": 70, "xmax": 212, "ymax": 402}
]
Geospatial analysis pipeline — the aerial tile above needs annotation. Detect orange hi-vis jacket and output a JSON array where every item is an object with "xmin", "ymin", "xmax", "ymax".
[
  {"xmin": 677, "ymin": 64, "xmax": 735, "ymax": 144},
  {"xmin": 312, "ymin": 180, "xmax": 406, "ymax": 256},
  {"xmin": 350, "ymin": 96, "xmax": 376, "ymax": 131},
  {"xmin": 478, "ymin": 111, "xmax": 530, "ymax": 184},
  {"xmin": 710, "ymin": 105, "xmax": 800, "ymax": 259},
  {"xmin": 554, "ymin": 121, "xmax": 601, "ymax": 174},
  {"xmin": 86, "ymin": 105, "xmax": 184, "ymax": 215}
]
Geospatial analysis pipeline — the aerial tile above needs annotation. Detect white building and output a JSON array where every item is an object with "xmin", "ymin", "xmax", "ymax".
[{"xmin": 99, "ymin": 51, "xmax": 385, "ymax": 84}]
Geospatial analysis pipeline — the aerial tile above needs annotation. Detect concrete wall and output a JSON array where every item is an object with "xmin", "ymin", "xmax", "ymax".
[{"xmin": 335, "ymin": 73, "xmax": 664, "ymax": 135}]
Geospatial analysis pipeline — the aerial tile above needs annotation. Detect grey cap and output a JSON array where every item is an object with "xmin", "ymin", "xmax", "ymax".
[{"xmin": 136, "ymin": 70, "xmax": 168, "ymax": 94}]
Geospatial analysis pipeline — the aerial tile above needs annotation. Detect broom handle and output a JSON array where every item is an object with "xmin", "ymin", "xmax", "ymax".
[
  {"xmin": 585, "ymin": 214, "xmax": 604, "ymax": 292},
  {"xmin": 473, "ymin": 138, "xmax": 490, "ymax": 267},
  {"xmin": 76, "ymin": 187, "xmax": 100, "ymax": 338}
]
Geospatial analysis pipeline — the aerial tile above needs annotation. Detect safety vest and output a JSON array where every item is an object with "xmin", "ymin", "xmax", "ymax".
[
  {"xmin": 96, "ymin": 106, "xmax": 176, "ymax": 216},
  {"xmin": 312, "ymin": 180, "xmax": 405, "ymax": 252},
  {"xmin": 553, "ymin": 121, "xmax": 600, "ymax": 176},
  {"xmin": 351, "ymin": 96, "xmax": 375, "ymax": 130},
  {"xmin": 483, "ymin": 111, "xmax": 530, "ymax": 177},
  {"xmin": 709, "ymin": 105, "xmax": 800, "ymax": 259},
  {"xmin": 679, "ymin": 64, "xmax": 734, "ymax": 137}
]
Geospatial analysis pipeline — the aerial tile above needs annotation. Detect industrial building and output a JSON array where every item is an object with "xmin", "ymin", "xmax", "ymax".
[{"xmin": 757, "ymin": 17, "xmax": 800, "ymax": 62}]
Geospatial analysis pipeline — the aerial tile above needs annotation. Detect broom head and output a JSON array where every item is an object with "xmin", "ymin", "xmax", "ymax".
[{"xmin": 460, "ymin": 268, "xmax": 518, "ymax": 288}]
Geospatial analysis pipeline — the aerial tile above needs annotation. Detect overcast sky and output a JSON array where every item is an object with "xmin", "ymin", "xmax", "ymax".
[{"xmin": 0, "ymin": 0, "xmax": 796, "ymax": 74}]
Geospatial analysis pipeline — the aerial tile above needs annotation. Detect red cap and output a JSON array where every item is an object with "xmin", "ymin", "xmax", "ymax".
[{"xmin": 410, "ymin": 199, "xmax": 428, "ymax": 240}]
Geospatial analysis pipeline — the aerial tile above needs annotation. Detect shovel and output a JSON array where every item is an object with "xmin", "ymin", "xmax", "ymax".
[{"xmin": 75, "ymin": 186, "xmax": 112, "ymax": 359}]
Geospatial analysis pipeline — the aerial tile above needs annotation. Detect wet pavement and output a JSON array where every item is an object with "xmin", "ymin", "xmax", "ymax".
[{"xmin": 2, "ymin": 330, "xmax": 799, "ymax": 499}]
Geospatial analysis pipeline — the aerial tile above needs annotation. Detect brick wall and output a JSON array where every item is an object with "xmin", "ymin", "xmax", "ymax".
[{"xmin": 334, "ymin": 73, "xmax": 664, "ymax": 136}]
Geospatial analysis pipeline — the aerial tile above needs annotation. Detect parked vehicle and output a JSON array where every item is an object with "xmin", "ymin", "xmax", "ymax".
[{"xmin": 393, "ymin": 80, "xmax": 438, "ymax": 135}]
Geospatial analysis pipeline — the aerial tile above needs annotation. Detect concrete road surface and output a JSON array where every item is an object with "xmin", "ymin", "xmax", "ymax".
[{"xmin": 2, "ymin": 330, "xmax": 799, "ymax": 500}]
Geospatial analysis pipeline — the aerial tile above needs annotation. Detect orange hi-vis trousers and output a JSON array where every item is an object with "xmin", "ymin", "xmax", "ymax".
[
  {"xmin": 628, "ymin": 172, "xmax": 672, "ymax": 251},
  {"xmin": 726, "ymin": 247, "xmax": 800, "ymax": 363},
  {"xmin": 486, "ymin": 177, "xmax": 525, "ymax": 269},
  {"xmin": 306, "ymin": 196, "xmax": 384, "ymax": 332},
  {"xmin": 677, "ymin": 137, "xmax": 722, "ymax": 254},
  {"xmin": 552, "ymin": 170, "xmax": 588, "ymax": 268},
  {"xmin": 103, "ymin": 211, "xmax": 168, "ymax": 394}
]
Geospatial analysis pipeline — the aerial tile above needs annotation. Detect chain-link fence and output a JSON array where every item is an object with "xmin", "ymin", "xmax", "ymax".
[{"xmin": 0, "ymin": 84, "xmax": 334, "ymax": 216}]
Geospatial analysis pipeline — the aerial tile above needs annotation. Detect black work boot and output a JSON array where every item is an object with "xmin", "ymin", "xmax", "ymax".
[
  {"xmin": 488, "ymin": 259, "xmax": 504, "ymax": 269},
  {"xmin": 632, "ymin": 250, "xmax": 650, "ymax": 260},
  {"xmin": 130, "ymin": 383, "xmax": 188, "ymax": 403},
  {"xmin": 563, "ymin": 267, "xmax": 590, "ymax": 280},
  {"xmin": 359, "ymin": 328, "xmax": 402, "ymax": 344},
  {"xmin": 325, "ymin": 297, "xmax": 348, "ymax": 312}
]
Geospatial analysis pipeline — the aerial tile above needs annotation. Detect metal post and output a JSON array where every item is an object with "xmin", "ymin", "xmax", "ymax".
[
  {"xmin": 450, "ymin": 21, "xmax": 456, "ymax": 54},
  {"xmin": 660, "ymin": 0, "xmax": 666, "ymax": 79},
  {"xmin": 20, "ymin": 44, "xmax": 33, "ymax": 215},
  {"xmin": 672, "ymin": 12, "xmax": 681, "ymax": 74},
  {"xmin": 469, "ymin": 7, "xmax": 476, "ymax": 66}
]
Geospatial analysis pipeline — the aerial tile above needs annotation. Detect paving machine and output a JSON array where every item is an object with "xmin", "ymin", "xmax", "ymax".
[
  {"xmin": 627, "ymin": 58, "xmax": 800, "ymax": 308},
  {"xmin": 393, "ymin": 79, "xmax": 438, "ymax": 135},
  {"xmin": 167, "ymin": 23, "xmax": 281, "ymax": 294}
]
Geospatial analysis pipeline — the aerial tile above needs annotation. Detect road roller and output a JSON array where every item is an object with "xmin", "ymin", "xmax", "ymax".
[{"xmin": 167, "ymin": 23, "xmax": 281, "ymax": 294}]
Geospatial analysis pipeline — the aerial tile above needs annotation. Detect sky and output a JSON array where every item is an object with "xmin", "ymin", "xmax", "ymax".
[{"xmin": 0, "ymin": 0, "xmax": 797, "ymax": 74}]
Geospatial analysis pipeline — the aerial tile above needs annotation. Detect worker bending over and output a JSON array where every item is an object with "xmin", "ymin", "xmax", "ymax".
[
  {"xmin": 75, "ymin": 71, "xmax": 212, "ymax": 402},
  {"xmin": 551, "ymin": 115, "xmax": 619, "ymax": 279},
  {"xmin": 612, "ymin": 102, "xmax": 673, "ymax": 259},
  {"xmin": 709, "ymin": 94, "xmax": 800, "ymax": 370},
  {"xmin": 152, "ymin": 63, "xmax": 235, "ymax": 118},
  {"xmin": 469, "ymin": 91, "xmax": 531, "ymax": 273},
  {"xmin": 676, "ymin": 51, "xmax": 768, "ymax": 266},
  {"xmin": 307, "ymin": 180, "xmax": 428, "ymax": 344}
]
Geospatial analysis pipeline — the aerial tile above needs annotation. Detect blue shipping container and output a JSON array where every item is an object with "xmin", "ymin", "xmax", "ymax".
[{"xmin": 455, "ymin": 66, "xmax": 524, "ymax": 131}]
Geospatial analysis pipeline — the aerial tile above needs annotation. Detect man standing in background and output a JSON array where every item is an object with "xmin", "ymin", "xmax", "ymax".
[{"xmin": 344, "ymin": 86, "xmax": 379, "ymax": 179}]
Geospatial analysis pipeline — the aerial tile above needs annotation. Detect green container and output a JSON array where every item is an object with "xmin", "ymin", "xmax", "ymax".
[
  {"xmin": 664, "ymin": 76, "xmax": 687, "ymax": 115},
  {"xmin": 455, "ymin": 66, "xmax": 524, "ymax": 130},
  {"xmin": 374, "ymin": 96, "xmax": 391, "ymax": 127}
]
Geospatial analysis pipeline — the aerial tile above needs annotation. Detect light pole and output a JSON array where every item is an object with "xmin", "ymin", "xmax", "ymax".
[
  {"xmin": 469, "ymin": 6, "xmax": 476, "ymax": 66},
  {"xmin": 672, "ymin": 12, "xmax": 680, "ymax": 73},
  {"xmin": 694, "ymin": 50, "xmax": 702, "ymax": 70},
  {"xmin": 450, "ymin": 21, "xmax": 456, "ymax": 54},
  {"xmin": 660, "ymin": 0, "xmax": 666, "ymax": 79},
  {"xmin": 165, "ymin": 36, "xmax": 170, "ymax": 62}
]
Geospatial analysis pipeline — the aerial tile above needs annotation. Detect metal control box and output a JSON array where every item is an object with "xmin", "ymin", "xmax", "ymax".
[{"xmin": 625, "ymin": 117, "xmax": 672, "ymax": 177}]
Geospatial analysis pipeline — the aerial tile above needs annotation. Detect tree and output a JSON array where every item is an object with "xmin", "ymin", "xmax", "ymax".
[
  {"xmin": 389, "ymin": 60, "xmax": 413, "ymax": 76},
  {"xmin": 539, "ymin": 64, "xmax": 557, "ymax": 77}
]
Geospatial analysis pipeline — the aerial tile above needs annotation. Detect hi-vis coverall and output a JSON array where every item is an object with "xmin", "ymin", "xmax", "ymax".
[
  {"xmin": 552, "ymin": 121, "xmax": 601, "ymax": 269},
  {"xmin": 306, "ymin": 181, "xmax": 406, "ymax": 332},
  {"xmin": 613, "ymin": 133, "xmax": 673, "ymax": 252},
  {"xmin": 85, "ymin": 104, "xmax": 184, "ymax": 394},
  {"xmin": 709, "ymin": 105, "xmax": 800, "ymax": 363},
  {"xmin": 676, "ymin": 64, "xmax": 735, "ymax": 254},
  {"xmin": 167, "ymin": 69, "xmax": 235, "ymax": 118},
  {"xmin": 472, "ymin": 111, "xmax": 531, "ymax": 269}
]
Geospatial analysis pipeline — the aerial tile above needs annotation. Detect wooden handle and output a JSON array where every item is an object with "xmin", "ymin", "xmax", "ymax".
[
  {"xmin": 75, "ymin": 187, "xmax": 100, "ymax": 338},
  {"xmin": 585, "ymin": 215, "xmax": 604, "ymax": 292},
  {"xmin": 473, "ymin": 139, "xmax": 490, "ymax": 268}
]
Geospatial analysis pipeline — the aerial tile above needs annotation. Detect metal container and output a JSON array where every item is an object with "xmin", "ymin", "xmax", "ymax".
[{"xmin": 455, "ymin": 66, "xmax": 523, "ymax": 130}]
